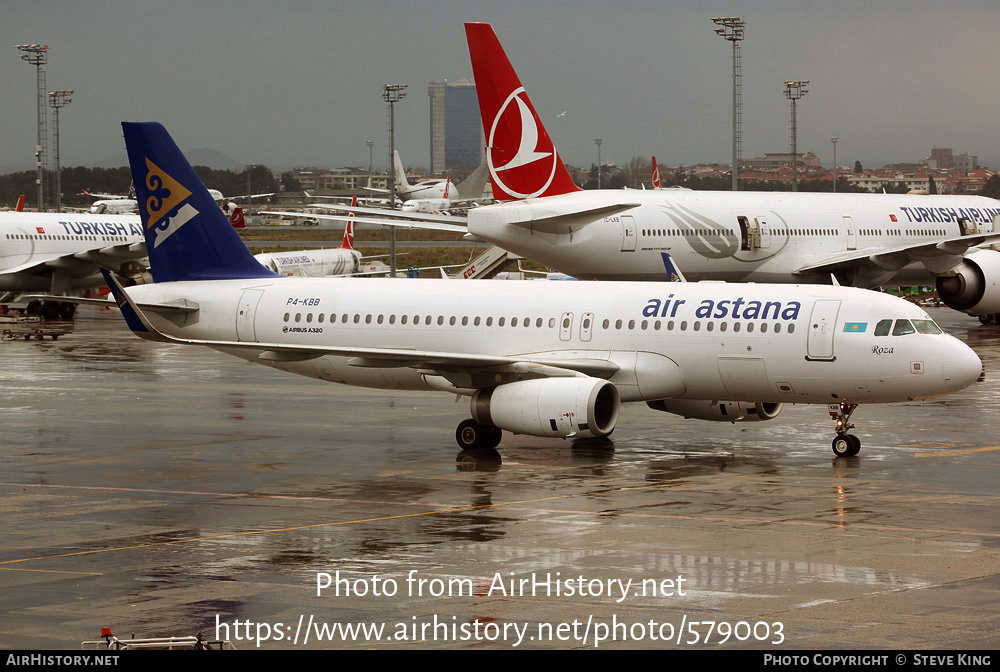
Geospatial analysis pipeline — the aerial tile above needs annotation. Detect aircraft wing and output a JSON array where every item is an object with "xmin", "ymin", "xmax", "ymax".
[
  {"xmin": 228, "ymin": 192, "xmax": 275, "ymax": 201},
  {"xmin": 2, "ymin": 241, "xmax": 147, "ymax": 277},
  {"xmin": 313, "ymin": 202, "xmax": 466, "ymax": 225},
  {"xmin": 262, "ymin": 210, "xmax": 468, "ymax": 233},
  {"xmin": 21, "ymin": 294, "xmax": 198, "ymax": 314},
  {"xmin": 795, "ymin": 232, "xmax": 1000, "ymax": 276},
  {"xmin": 103, "ymin": 268, "xmax": 619, "ymax": 381}
]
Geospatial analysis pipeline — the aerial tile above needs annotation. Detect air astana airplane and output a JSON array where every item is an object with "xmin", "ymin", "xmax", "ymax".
[
  {"xmin": 101, "ymin": 121, "xmax": 980, "ymax": 458},
  {"xmin": 461, "ymin": 23, "xmax": 1000, "ymax": 323}
]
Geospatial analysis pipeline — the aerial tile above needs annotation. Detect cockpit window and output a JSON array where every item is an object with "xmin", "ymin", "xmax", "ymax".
[
  {"xmin": 892, "ymin": 319, "xmax": 916, "ymax": 336},
  {"xmin": 911, "ymin": 319, "xmax": 943, "ymax": 334},
  {"xmin": 874, "ymin": 319, "xmax": 892, "ymax": 336}
]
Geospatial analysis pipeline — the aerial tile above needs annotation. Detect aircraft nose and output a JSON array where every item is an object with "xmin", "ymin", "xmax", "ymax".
[{"xmin": 942, "ymin": 339, "xmax": 982, "ymax": 391}]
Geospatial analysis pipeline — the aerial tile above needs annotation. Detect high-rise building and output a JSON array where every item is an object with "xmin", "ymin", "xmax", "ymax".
[
  {"xmin": 930, "ymin": 146, "xmax": 953, "ymax": 170},
  {"xmin": 428, "ymin": 80, "xmax": 484, "ymax": 173}
]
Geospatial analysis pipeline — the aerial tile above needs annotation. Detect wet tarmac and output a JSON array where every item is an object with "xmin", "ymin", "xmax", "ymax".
[{"xmin": 1, "ymin": 306, "xmax": 999, "ymax": 650}]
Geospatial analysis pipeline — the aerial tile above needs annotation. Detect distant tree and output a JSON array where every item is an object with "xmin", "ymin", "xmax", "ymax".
[
  {"xmin": 928, "ymin": 175, "xmax": 937, "ymax": 195},
  {"xmin": 854, "ymin": 160, "xmax": 863, "ymax": 174},
  {"xmin": 281, "ymin": 172, "xmax": 302, "ymax": 192},
  {"xmin": 979, "ymin": 174, "xmax": 1000, "ymax": 200}
]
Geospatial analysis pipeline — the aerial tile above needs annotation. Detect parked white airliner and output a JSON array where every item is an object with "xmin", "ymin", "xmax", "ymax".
[
  {"xmin": 103, "ymin": 121, "xmax": 981, "ymax": 458},
  {"xmin": 462, "ymin": 23, "xmax": 1000, "ymax": 323},
  {"xmin": 0, "ymin": 211, "xmax": 147, "ymax": 317}
]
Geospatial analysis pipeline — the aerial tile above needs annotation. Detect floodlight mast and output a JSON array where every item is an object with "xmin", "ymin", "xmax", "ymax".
[
  {"xmin": 18, "ymin": 43, "xmax": 49, "ymax": 212},
  {"xmin": 829, "ymin": 136, "xmax": 838, "ymax": 193},
  {"xmin": 784, "ymin": 80, "xmax": 809, "ymax": 192},
  {"xmin": 48, "ymin": 90, "xmax": 73, "ymax": 213},
  {"xmin": 594, "ymin": 139, "xmax": 603, "ymax": 189},
  {"xmin": 712, "ymin": 17, "xmax": 745, "ymax": 191},
  {"xmin": 383, "ymin": 84, "xmax": 407, "ymax": 276}
]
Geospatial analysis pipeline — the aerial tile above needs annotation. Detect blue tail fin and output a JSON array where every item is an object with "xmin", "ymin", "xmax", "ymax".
[{"xmin": 121, "ymin": 121, "xmax": 277, "ymax": 282}]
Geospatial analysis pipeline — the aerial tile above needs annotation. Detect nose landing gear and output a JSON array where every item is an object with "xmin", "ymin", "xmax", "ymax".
[{"xmin": 829, "ymin": 402, "xmax": 861, "ymax": 457}]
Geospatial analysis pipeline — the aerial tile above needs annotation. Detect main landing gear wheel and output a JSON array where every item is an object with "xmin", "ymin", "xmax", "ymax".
[
  {"xmin": 831, "ymin": 434, "xmax": 861, "ymax": 457},
  {"xmin": 456, "ymin": 419, "xmax": 502, "ymax": 451},
  {"xmin": 829, "ymin": 402, "xmax": 861, "ymax": 457}
]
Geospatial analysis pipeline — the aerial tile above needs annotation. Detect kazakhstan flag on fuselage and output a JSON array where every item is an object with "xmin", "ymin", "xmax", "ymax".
[{"xmin": 843, "ymin": 322, "xmax": 868, "ymax": 333}]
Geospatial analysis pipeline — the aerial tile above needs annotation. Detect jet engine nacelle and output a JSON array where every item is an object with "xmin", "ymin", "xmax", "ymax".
[
  {"xmin": 936, "ymin": 249, "xmax": 1000, "ymax": 315},
  {"xmin": 471, "ymin": 377, "xmax": 620, "ymax": 439},
  {"xmin": 646, "ymin": 399, "xmax": 783, "ymax": 423}
]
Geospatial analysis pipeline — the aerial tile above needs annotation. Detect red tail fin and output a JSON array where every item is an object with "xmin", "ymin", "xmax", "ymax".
[
  {"xmin": 651, "ymin": 156, "xmax": 661, "ymax": 189},
  {"xmin": 229, "ymin": 206, "xmax": 245, "ymax": 229},
  {"xmin": 15, "ymin": 195, "xmax": 24, "ymax": 212},
  {"xmin": 465, "ymin": 22, "xmax": 581, "ymax": 201},
  {"xmin": 340, "ymin": 196, "xmax": 356, "ymax": 250}
]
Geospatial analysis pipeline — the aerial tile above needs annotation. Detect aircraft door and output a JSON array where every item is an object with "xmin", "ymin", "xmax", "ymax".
[
  {"xmin": 806, "ymin": 299, "xmax": 841, "ymax": 361},
  {"xmin": 236, "ymin": 289, "xmax": 265, "ymax": 342},
  {"xmin": 843, "ymin": 216, "xmax": 857, "ymax": 250},
  {"xmin": 559, "ymin": 312, "xmax": 574, "ymax": 341},
  {"xmin": 756, "ymin": 217, "xmax": 771, "ymax": 249},
  {"xmin": 621, "ymin": 215, "xmax": 636, "ymax": 252},
  {"xmin": 717, "ymin": 356, "xmax": 772, "ymax": 400}
]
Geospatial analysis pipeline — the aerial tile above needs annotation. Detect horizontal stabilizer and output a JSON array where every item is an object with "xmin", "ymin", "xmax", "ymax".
[{"xmin": 509, "ymin": 202, "xmax": 641, "ymax": 233}]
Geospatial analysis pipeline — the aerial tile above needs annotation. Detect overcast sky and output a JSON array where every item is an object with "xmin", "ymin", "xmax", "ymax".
[{"xmin": 3, "ymin": 0, "xmax": 999, "ymax": 175}]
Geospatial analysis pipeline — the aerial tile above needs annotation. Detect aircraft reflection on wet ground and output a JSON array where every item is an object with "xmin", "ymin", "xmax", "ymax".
[{"xmin": 1, "ymin": 306, "xmax": 999, "ymax": 649}]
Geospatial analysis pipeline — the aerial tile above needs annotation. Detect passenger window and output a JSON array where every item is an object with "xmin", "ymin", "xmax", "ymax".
[
  {"xmin": 499, "ymin": 317, "xmax": 506, "ymax": 327},
  {"xmin": 616, "ymin": 319, "xmax": 623, "ymax": 329},
  {"xmin": 788, "ymin": 324, "xmax": 795, "ymax": 334},
  {"xmin": 892, "ymin": 319, "xmax": 915, "ymax": 336},
  {"xmin": 628, "ymin": 320, "xmax": 636, "ymax": 329},
  {"xmin": 874, "ymin": 319, "xmax": 892, "ymax": 336},
  {"xmin": 487, "ymin": 317, "xmax": 493, "ymax": 326},
  {"xmin": 512, "ymin": 317, "xmax": 519, "ymax": 327},
  {"xmin": 474, "ymin": 317, "xmax": 481, "ymax": 326},
  {"xmin": 911, "ymin": 319, "xmax": 942, "ymax": 334}
]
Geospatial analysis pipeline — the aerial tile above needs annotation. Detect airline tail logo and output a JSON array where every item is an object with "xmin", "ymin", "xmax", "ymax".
[
  {"xmin": 341, "ymin": 196, "xmax": 357, "ymax": 249},
  {"xmin": 229, "ymin": 206, "xmax": 246, "ymax": 229},
  {"xmin": 488, "ymin": 88, "xmax": 558, "ymax": 199},
  {"xmin": 143, "ymin": 157, "xmax": 197, "ymax": 248},
  {"xmin": 652, "ymin": 157, "xmax": 661, "ymax": 189}
]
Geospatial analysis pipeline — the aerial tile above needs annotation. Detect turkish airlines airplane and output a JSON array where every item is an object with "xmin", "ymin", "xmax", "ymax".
[
  {"xmin": 102, "ymin": 120, "xmax": 981, "ymax": 458},
  {"xmin": 462, "ymin": 23, "xmax": 1000, "ymax": 324},
  {"xmin": 0, "ymin": 210, "xmax": 147, "ymax": 317},
  {"xmin": 253, "ymin": 198, "xmax": 362, "ymax": 276}
]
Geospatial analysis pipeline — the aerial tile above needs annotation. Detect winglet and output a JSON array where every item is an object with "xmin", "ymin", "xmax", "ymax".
[
  {"xmin": 661, "ymin": 253, "xmax": 687, "ymax": 282},
  {"xmin": 99, "ymin": 268, "xmax": 170, "ymax": 341}
]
